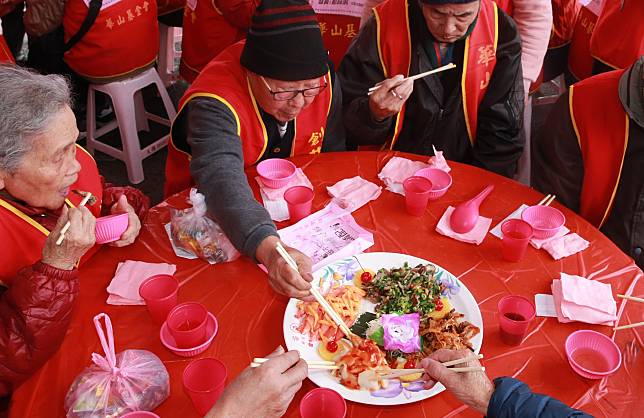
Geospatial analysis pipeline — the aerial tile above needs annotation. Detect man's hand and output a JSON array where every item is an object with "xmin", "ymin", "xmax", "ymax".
[
  {"xmin": 206, "ymin": 346, "xmax": 308, "ymax": 418},
  {"xmin": 42, "ymin": 206, "xmax": 96, "ymax": 270},
  {"xmin": 420, "ymin": 349, "xmax": 494, "ymax": 414},
  {"xmin": 368, "ymin": 74, "xmax": 414, "ymax": 121},
  {"xmin": 256, "ymin": 236, "xmax": 314, "ymax": 301},
  {"xmin": 108, "ymin": 195, "xmax": 141, "ymax": 247}
]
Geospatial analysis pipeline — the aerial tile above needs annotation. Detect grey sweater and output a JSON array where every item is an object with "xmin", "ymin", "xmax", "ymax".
[{"xmin": 179, "ymin": 77, "xmax": 346, "ymax": 259}]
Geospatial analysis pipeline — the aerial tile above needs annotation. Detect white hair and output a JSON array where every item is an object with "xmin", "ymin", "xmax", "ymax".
[{"xmin": 0, "ymin": 64, "xmax": 73, "ymax": 173}]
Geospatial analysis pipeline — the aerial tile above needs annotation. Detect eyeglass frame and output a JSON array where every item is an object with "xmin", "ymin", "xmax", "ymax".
[{"xmin": 260, "ymin": 75, "xmax": 328, "ymax": 101}]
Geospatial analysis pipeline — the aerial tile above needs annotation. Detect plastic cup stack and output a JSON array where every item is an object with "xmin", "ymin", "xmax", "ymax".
[
  {"xmin": 166, "ymin": 302, "xmax": 209, "ymax": 349},
  {"xmin": 139, "ymin": 274, "xmax": 179, "ymax": 323}
]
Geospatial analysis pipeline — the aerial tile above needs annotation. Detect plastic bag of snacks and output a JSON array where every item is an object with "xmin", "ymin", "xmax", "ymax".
[
  {"xmin": 64, "ymin": 313, "xmax": 170, "ymax": 417},
  {"xmin": 170, "ymin": 188, "xmax": 239, "ymax": 264}
]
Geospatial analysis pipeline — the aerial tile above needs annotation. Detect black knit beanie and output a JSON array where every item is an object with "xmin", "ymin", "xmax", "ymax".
[{"xmin": 240, "ymin": 0, "xmax": 328, "ymax": 81}]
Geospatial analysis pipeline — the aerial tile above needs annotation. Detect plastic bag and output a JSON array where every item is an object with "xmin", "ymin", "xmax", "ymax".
[
  {"xmin": 170, "ymin": 188, "xmax": 240, "ymax": 264},
  {"xmin": 64, "ymin": 314, "xmax": 170, "ymax": 418}
]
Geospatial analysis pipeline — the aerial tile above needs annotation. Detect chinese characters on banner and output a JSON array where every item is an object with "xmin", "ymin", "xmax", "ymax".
[
  {"xmin": 102, "ymin": 1, "xmax": 151, "ymax": 30},
  {"xmin": 309, "ymin": 0, "xmax": 365, "ymax": 19}
]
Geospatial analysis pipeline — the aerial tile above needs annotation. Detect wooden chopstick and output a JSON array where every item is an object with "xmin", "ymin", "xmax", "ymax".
[
  {"xmin": 253, "ymin": 357, "xmax": 335, "ymax": 366},
  {"xmin": 377, "ymin": 366, "xmax": 485, "ymax": 379},
  {"xmin": 367, "ymin": 63, "xmax": 457, "ymax": 94},
  {"xmin": 543, "ymin": 195, "xmax": 556, "ymax": 206},
  {"xmin": 536, "ymin": 194, "xmax": 551, "ymax": 205},
  {"xmin": 375, "ymin": 354, "xmax": 483, "ymax": 375},
  {"xmin": 275, "ymin": 242, "xmax": 355, "ymax": 338},
  {"xmin": 56, "ymin": 192, "xmax": 93, "ymax": 245},
  {"xmin": 617, "ymin": 294, "xmax": 644, "ymax": 304},
  {"xmin": 250, "ymin": 362, "xmax": 339, "ymax": 370},
  {"xmin": 613, "ymin": 321, "xmax": 644, "ymax": 331}
]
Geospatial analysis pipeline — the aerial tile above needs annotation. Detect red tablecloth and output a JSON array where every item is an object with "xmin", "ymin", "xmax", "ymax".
[{"xmin": 9, "ymin": 152, "xmax": 643, "ymax": 417}]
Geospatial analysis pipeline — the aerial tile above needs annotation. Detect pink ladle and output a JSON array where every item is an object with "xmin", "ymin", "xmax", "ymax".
[{"xmin": 449, "ymin": 184, "xmax": 494, "ymax": 234}]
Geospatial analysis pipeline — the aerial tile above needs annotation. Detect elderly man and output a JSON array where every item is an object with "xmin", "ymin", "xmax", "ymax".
[
  {"xmin": 164, "ymin": 0, "xmax": 345, "ymax": 300},
  {"xmin": 532, "ymin": 56, "xmax": 644, "ymax": 269},
  {"xmin": 0, "ymin": 64, "xmax": 145, "ymax": 394},
  {"xmin": 340, "ymin": 0, "xmax": 524, "ymax": 178}
]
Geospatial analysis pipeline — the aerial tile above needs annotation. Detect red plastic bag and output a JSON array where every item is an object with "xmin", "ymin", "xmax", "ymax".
[{"xmin": 64, "ymin": 314, "xmax": 169, "ymax": 417}]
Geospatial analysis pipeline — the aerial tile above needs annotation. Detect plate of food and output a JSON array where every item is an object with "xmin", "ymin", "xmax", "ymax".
[{"xmin": 283, "ymin": 252, "xmax": 483, "ymax": 405}]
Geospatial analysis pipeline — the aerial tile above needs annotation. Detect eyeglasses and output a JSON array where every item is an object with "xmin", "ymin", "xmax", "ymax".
[{"xmin": 260, "ymin": 76, "xmax": 328, "ymax": 101}]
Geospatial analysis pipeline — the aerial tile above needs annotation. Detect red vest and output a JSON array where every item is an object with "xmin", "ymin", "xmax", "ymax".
[
  {"xmin": 180, "ymin": 0, "xmax": 247, "ymax": 83},
  {"xmin": 492, "ymin": 0, "xmax": 512, "ymax": 16},
  {"xmin": 590, "ymin": 0, "xmax": 644, "ymax": 71},
  {"xmin": 164, "ymin": 41, "xmax": 333, "ymax": 197},
  {"xmin": 0, "ymin": 35, "xmax": 14, "ymax": 63},
  {"xmin": 569, "ymin": 69, "xmax": 629, "ymax": 229},
  {"xmin": 316, "ymin": 14, "xmax": 360, "ymax": 70},
  {"xmin": 374, "ymin": 0, "xmax": 498, "ymax": 148},
  {"xmin": 63, "ymin": 0, "xmax": 159, "ymax": 80},
  {"xmin": 549, "ymin": 0, "xmax": 580, "ymax": 48},
  {"xmin": 567, "ymin": 0, "xmax": 601, "ymax": 81},
  {"xmin": 0, "ymin": 146, "xmax": 103, "ymax": 286}
]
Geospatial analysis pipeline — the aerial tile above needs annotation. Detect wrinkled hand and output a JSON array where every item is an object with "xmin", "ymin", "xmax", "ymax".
[
  {"xmin": 368, "ymin": 74, "xmax": 414, "ymax": 122},
  {"xmin": 257, "ymin": 236, "xmax": 314, "ymax": 301},
  {"xmin": 206, "ymin": 346, "xmax": 308, "ymax": 418},
  {"xmin": 42, "ymin": 205, "xmax": 96, "ymax": 270},
  {"xmin": 108, "ymin": 194, "xmax": 141, "ymax": 247},
  {"xmin": 420, "ymin": 349, "xmax": 494, "ymax": 414}
]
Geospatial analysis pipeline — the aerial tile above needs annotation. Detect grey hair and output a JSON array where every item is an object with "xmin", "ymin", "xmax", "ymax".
[{"xmin": 0, "ymin": 64, "xmax": 73, "ymax": 173}]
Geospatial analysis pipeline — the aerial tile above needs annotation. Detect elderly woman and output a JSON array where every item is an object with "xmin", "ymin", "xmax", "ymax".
[{"xmin": 0, "ymin": 64, "xmax": 146, "ymax": 395}]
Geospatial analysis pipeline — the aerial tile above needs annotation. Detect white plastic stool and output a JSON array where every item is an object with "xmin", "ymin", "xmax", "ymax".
[
  {"xmin": 158, "ymin": 23, "xmax": 182, "ymax": 86},
  {"xmin": 86, "ymin": 67, "xmax": 177, "ymax": 184}
]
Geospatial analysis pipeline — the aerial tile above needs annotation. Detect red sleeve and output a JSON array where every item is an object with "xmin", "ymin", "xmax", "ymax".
[
  {"xmin": 101, "ymin": 178, "xmax": 151, "ymax": 220},
  {"xmin": 214, "ymin": 0, "xmax": 260, "ymax": 30},
  {"xmin": 0, "ymin": 262, "xmax": 79, "ymax": 395}
]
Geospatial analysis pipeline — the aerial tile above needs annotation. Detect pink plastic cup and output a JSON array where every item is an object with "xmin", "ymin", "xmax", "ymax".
[
  {"xmin": 284, "ymin": 186, "xmax": 314, "ymax": 223},
  {"xmin": 300, "ymin": 388, "xmax": 347, "ymax": 418},
  {"xmin": 167, "ymin": 302, "xmax": 209, "ymax": 348},
  {"xmin": 183, "ymin": 358, "xmax": 228, "ymax": 415},
  {"xmin": 403, "ymin": 176, "xmax": 433, "ymax": 216},
  {"xmin": 121, "ymin": 412, "xmax": 160, "ymax": 418},
  {"xmin": 138, "ymin": 274, "xmax": 179, "ymax": 323},
  {"xmin": 498, "ymin": 295, "xmax": 535, "ymax": 346},
  {"xmin": 501, "ymin": 219, "xmax": 534, "ymax": 262}
]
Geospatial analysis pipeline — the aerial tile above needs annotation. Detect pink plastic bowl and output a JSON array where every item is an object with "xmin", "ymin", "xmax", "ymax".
[
  {"xmin": 95, "ymin": 213, "xmax": 129, "ymax": 244},
  {"xmin": 121, "ymin": 412, "xmax": 160, "ymax": 418},
  {"xmin": 521, "ymin": 205, "xmax": 565, "ymax": 239},
  {"xmin": 257, "ymin": 158, "xmax": 297, "ymax": 189},
  {"xmin": 414, "ymin": 167, "xmax": 453, "ymax": 199},
  {"xmin": 160, "ymin": 312, "xmax": 218, "ymax": 357},
  {"xmin": 565, "ymin": 330, "xmax": 621, "ymax": 379}
]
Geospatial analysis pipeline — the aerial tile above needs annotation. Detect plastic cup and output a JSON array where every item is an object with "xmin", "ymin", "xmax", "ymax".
[
  {"xmin": 167, "ymin": 302, "xmax": 209, "ymax": 348},
  {"xmin": 403, "ymin": 176, "xmax": 433, "ymax": 216},
  {"xmin": 284, "ymin": 186, "xmax": 314, "ymax": 223},
  {"xmin": 300, "ymin": 388, "xmax": 347, "ymax": 418},
  {"xmin": 138, "ymin": 274, "xmax": 179, "ymax": 323},
  {"xmin": 501, "ymin": 219, "xmax": 533, "ymax": 262},
  {"xmin": 121, "ymin": 412, "xmax": 160, "ymax": 418},
  {"xmin": 183, "ymin": 358, "xmax": 228, "ymax": 415},
  {"xmin": 498, "ymin": 295, "xmax": 536, "ymax": 346}
]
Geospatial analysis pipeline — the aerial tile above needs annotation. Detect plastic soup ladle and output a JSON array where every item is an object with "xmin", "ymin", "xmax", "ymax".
[{"xmin": 449, "ymin": 184, "xmax": 495, "ymax": 234}]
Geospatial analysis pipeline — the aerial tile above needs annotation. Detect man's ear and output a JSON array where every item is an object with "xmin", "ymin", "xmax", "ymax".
[{"xmin": 0, "ymin": 170, "xmax": 6, "ymax": 190}]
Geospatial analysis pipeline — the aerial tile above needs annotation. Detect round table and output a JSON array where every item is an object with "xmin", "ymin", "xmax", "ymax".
[{"xmin": 9, "ymin": 151, "xmax": 643, "ymax": 417}]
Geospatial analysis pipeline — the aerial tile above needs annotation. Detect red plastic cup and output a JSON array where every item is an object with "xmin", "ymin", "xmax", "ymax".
[
  {"xmin": 183, "ymin": 358, "xmax": 228, "ymax": 415},
  {"xmin": 501, "ymin": 219, "xmax": 534, "ymax": 262},
  {"xmin": 284, "ymin": 186, "xmax": 314, "ymax": 223},
  {"xmin": 121, "ymin": 412, "xmax": 160, "ymax": 418},
  {"xmin": 138, "ymin": 274, "xmax": 179, "ymax": 323},
  {"xmin": 403, "ymin": 176, "xmax": 433, "ymax": 216},
  {"xmin": 300, "ymin": 388, "xmax": 347, "ymax": 418},
  {"xmin": 167, "ymin": 302, "xmax": 209, "ymax": 348},
  {"xmin": 498, "ymin": 295, "xmax": 536, "ymax": 346}
]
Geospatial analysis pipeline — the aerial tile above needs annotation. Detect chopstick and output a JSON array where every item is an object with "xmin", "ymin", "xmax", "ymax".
[
  {"xmin": 250, "ymin": 362, "xmax": 339, "ymax": 370},
  {"xmin": 367, "ymin": 63, "xmax": 457, "ymax": 95},
  {"xmin": 253, "ymin": 357, "xmax": 335, "ymax": 366},
  {"xmin": 613, "ymin": 321, "xmax": 644, "ymax": 331},
  {"xmin": 536, "ymin": 194, "xmax": 556, "ymax": 206},
  {"xmin": 617, "ymin": 294, "xmax": 644, "ymax": 304},
  {"xmin": 275, "ymin": 242, "xmax": 355, "ymax": 338},
  {"xmin": 56, "ymin": 192, "xmax": 93, "ymax": 245},
  {"xmin": 375, "ymin": 353, "xmax": 484, "ymax": 378}
]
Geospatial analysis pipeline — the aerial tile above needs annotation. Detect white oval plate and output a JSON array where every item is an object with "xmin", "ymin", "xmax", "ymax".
[{"xmin": 283, "ymin": 252, "xmax": 483, "ymax": 406}]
